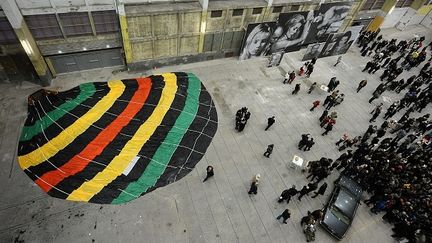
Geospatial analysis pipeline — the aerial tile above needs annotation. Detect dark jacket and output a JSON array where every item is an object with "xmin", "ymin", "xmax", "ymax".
[{"xmin": 316, "ymin": 183, "xmax": 328, "ymax": 195}]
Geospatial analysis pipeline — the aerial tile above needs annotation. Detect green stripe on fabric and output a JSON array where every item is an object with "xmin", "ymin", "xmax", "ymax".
[
  {"xmin": 112, "ymin": 73, "xmax": 200, "ymax": 204},
  {"xmin": 20, "ymin": 83, "xmax": 96, "ymax": 142}
]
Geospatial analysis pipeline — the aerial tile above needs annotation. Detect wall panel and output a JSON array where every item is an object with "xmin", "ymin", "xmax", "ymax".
[
  {"xmin": 153, "ymin": 14, "xmax": 178, "ymax": 36},
  {"xmin": 127, "ymin": 16, "xmax": 152, "ymax": 38}
]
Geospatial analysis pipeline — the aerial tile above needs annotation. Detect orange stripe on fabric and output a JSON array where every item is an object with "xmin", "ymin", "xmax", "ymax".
[{"xmin": 35, "ymin": 78, "xmax": 152, "ymax": 192}]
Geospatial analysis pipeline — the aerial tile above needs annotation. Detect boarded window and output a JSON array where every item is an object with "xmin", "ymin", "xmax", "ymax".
[
  {"xmin": 252, "ymin": 8, "xmax": 263, "ymax": 15},
  {"xmin": 402, "ymin": 0, "xmax": 414, "ymax": 7},
  {"xmin": 291, "ymin": 5, "xmax": 300, "ymax": 11},
  {"xmin": 59, "ymin": 12, "xmax": 93, "ymax": 37},
  {"xmin": 92, "ymin": 11, "xmax": 119, "ymax": 34},
  {"xmin": 25, "ymin": 14, "xmax": 63, "ymax": 40},
  {"xmin": 361, "ymin": 0, "xmax": 376, "ymax": 10},
  {"xmin": 396, "ymin": 0, "xmax": 405, "ymax": 7},
  {"xmin": 211, "ymin": 10, "xmax": 223, "ymax": 18},
  {"xmin": 372, "ymin": 0, "xmax": 385, "ymax": 9},
  {"xmin": 0, "ymin": 17, "xmax": 18, "ymax": 44},
  {"xmin": 232, "ymin": 9, "xmax": 244, "ymax": 17},
  {"xmin": 273, "ymin": 6, "xmax": 283, "ymax": 13}
]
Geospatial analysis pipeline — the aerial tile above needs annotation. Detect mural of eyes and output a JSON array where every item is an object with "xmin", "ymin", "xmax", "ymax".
[{"xmin": 18, "ymin": 72, "xmax": 218, "ymax": 204}]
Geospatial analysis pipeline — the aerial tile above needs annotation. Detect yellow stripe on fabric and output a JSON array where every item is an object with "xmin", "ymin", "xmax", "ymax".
[
  {"xmin": 66, "ymin": 73, "xmax": 178, "ymax": 202},
  {"xmin": 18, "ymin": 81, "xmax": 125, "ymax": 170}
]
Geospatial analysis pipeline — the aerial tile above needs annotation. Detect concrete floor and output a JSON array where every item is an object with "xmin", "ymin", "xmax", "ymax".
[{"xmin": 1, "ymin": 25, "xmax": 431, "ymax": 243}]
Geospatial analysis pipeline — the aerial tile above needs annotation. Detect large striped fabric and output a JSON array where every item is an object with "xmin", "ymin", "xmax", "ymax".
[{"xmin": 17, "ymin": 73, "xmax": 218, "ymax": 204}]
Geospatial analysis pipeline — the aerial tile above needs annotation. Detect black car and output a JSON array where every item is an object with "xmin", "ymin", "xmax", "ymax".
[{"xmin": 320, "ymin": 175, "xmax": 363, "ymax": 240}]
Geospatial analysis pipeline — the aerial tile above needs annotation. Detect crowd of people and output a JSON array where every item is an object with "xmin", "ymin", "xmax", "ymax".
[{"xmin": 222, "ymin": 28, "xmax": 432, "ymax": 242}]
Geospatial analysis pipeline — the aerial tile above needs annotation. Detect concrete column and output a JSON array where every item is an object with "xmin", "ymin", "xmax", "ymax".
[
  {"xmin": 117, "ymin": 0, "xmax": 133, "ymax": 65},
  {"xmin": 367, "ymin": 0, "xmax": 397, "ymax": 31},
  {"xmin": 1, "ymin": 0, "xmax": 52, "ymax": 86},
  {"xmin": 198, "ymin": 0, "xmax": 209, "ymax": 53}
]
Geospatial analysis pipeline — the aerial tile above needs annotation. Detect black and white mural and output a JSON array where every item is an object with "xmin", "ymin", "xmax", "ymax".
[
  {"xmin": 263, "ymin": 11, "xmax": 314, "ymax": 55},
  {"xmin": 238, "ymin": 2, "xmax": 355, "ymax": 61},
  {"xmin": 302, "ymin": 42, "xmax": 326, "ymax": 61},
  {"xmin": 304, "ymin": 2, "xmax": 353, "ymax": 44},
  {"xmin": 319, "ymin": 25, "xmax": 363, "ymax": 58},
  {"xmin": 239, "ymin": 22, "xmax": 276, "ymax": 61}
]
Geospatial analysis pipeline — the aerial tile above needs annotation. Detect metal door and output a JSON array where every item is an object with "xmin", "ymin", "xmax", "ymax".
[{"xmin": 49, "ymin": 48, "xmax": 123, "ymax": 74}]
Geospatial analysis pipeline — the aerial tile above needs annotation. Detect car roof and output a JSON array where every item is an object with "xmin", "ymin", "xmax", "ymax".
[
  {"xmin": 337, "ymin": 175, "xmax": 363, "ymax": 199},
  {"xmin": 333, "ymin": 189, "xmax": 357, "ymax": 217}
]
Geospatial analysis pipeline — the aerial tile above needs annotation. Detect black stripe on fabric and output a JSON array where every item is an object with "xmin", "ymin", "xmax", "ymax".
[
  {"xmin": 28, "ymin": 80, "xmax": 133, "ymax": 181},
  {"xmin": 18, "ymin": 82, "xmax": 110, "ymax": 156},
  {"xmin": 24, "ymin": 87, "xmax": 81, "ymax": 127},
  {"xmin": 45, "ymin": 79, "xmax": 141, "ymax": 199},
  {"xmin": 152, "ymin": 81, "xmax": 218, "ymax": 192},
  {"xmin": 89, "ymin": 73, "xmax": 189, "ymax": 204},
  {"xmin": 48, "ymin": 77, "xmax": 164, "ymax": 200}
]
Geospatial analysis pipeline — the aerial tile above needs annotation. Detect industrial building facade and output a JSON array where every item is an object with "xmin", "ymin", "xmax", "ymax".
[{"xmin": 0, "ymin": 0, "xmax": 431, "ymax": 86}]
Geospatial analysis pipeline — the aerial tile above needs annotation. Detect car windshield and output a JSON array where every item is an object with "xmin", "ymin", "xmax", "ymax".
[{"xmin": 330, "ymin": 206, "xmax": 350, "ymax": 225}]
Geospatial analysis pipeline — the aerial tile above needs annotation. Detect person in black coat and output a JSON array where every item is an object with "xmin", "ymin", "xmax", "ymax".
[
  {"xmin": 278, "ymin": 185, "xmax": 298, "ymax": 203},
  {"xmin": 203, "ymin": 166, "xmax": 214, "ymax": 182},
  {"xmin": 298, "ymin": 182, "xmax": 318, "ymax": 201},
  {"xmin": 248, "ymin": 181, "xmax": 258, "ymax": 195},
  {"xmin": 311, "ymin": 182, "xmax": 328, "ymax": 198},
  {"xmin": 276, "ymin": 209, "xmax": 291, "ymax": 224}
]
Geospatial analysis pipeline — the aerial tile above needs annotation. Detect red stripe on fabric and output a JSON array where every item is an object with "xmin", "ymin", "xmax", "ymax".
[{"xmin": 35, "ymin": 78, "xmax": 152, "ymax": 192}]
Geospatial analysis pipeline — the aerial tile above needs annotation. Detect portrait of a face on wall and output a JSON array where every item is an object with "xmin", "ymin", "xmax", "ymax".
[
  {"xmin": 319, "ymin": 31, "xmax": 353, "ymax": 58},
  {"xmin": 239, "ymin": 22, "xmax": 276, "ymax": 61},
  {"xmin": 305, "ymin": 2, "xmax": 353, "ymax": 44},
  {"xmin": 302, "ymin": 43, "xmax": 326, "ymax": 61},
  {"xmin": 263, "ymin": 11, "xmax": 314, "ymax": 55}
]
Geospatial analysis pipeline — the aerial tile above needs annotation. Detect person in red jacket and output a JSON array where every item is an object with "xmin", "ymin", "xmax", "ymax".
[{"xmin": 310, "ymin": 100, "xmax": 320, "ymax": 111}]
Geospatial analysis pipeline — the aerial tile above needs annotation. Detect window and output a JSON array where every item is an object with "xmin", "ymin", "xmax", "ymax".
[
  {"xmin": 211, "ymin": 10, "xmax": 222, "ymax": 18},
  {"xmin": 402, "ymin": 0, "xmax": 414, "ymax": 7},
  {"xmin": 25, "ymin": 14, "xmax": 63, "ymax": 40},
  {"xmin": 232, "ymin": 9, "xmax": 244, "ymax": 17},
  {"xmin": 372, "ymin": 0, "xmax": 385, "ymax": 9},
  {"xmin": 59, "ymin": 12, "xmax": 93, "ymax": 37},
  {"xmin": 252, "ymin": 8, "xmax": 263, "ymax": 15},
  {"xmin": 0, "ymin": 17, "xmax": 18, "ymax": 44},
  {"xmin": 92, "ymin": 11, "xmax": 119, "ymax": 34},
  {"xmin": 273, "ymin": 6, "xmax": 283, "ymax": 13},
  {"xmin": 361, "ymin": 0, "xmax": 376, "ymax": 10},
  {"xmin": 290, "ymin": 5, "xmax": 300, "ymax": 11},
  {"xmin": 396, "ymin": 0, "xmax": 405, "ymax": 7}
]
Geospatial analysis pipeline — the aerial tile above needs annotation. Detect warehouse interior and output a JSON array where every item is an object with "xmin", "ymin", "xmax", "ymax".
[{"xmin": 0, "ymin": 0, "xmax": 431, "ymax": 242}]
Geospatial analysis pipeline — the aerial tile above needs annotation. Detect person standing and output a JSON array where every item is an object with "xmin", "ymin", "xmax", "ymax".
[
  {"xmin": 298, "ymin": 182, "xmax": 318, "ymax": 201},
  {"xmin": 336, "ymin": 133, "xmax": 349, "ymax": 146},
  {"xmin": 263, "ymin": 144, "xmax": 274, "ymax": 158},
  {"xmin": 288, "ymin": 71, "xmax": 296, "ymax": 84},
  {"xmin": 282, "ymin": 72, "xmax": 290, "ymax": 84},
  {"xmin": 369, "ymin": 103, "xmax": 383, "ymax": 122},
  {"xmin": 311, "ymin": 182, "xmax": 328, "ymax": 198},
  {"xmin": 310, "ymin": 100, "xmax": 320, "ymax": 111},
  {"xmin": 276, "ymin": 209, "xmax": 291, "ymax": 224},
  {"xmin": 357, "ymin": 79, "xmax": 368, "ymax": 93},
  {"xmin": 305, "ymin": 63, "xmax": 314, "ymax": 78},
  {"xmin": 334, "ymin": 56, "xmax": 342, "ymax": 66},
  {"xmin": 308, "ymin": 82, "xmax": 317, "ymax": 94},
  {"xmin": 248, "ymin": 174, "xmax": 260, "ymax": 195},
  {"xmin": 298, "ymin": 133, "xmax": 310, "ymax": 150},
  {"xmin": 265, "ymin": 116, "xmax": 275, "ymax": 131},
  {"xmin": 322, "ymin": 123, "xmax": 333, "ymax": 136},
  {"xmin": 278, "ymin": 185, "xmax": 298, "ymax": 203},
  {"xmin": 292, "ymin": 83, "xmax": 301, "ymax": 95},
  {"xmin": 319, "ymin": 110, "xmax": 328, "ymax": 122},
  {"xmin": 304, "ymin": 138, "xmax": 315, "ymax": 151},
  {"xmin": 203, "ymin": 165, "xmax": 214, "ymax": 182}
]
